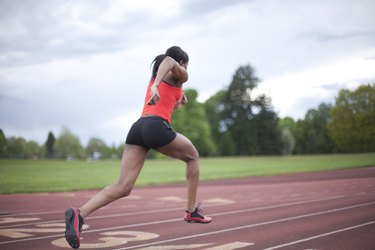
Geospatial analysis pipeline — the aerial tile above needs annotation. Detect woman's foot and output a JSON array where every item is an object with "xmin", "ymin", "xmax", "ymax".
[
  {"xmin": 184, "ymin": 204, "xmax": 212, "ymax": 223},
  {"xmin": 64, "ymin": 207, "xmax": 84, "ymax": 249}
]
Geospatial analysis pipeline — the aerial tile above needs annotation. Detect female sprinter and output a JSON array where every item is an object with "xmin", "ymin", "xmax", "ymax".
[{"xmin": 64, "ymin": 46, "xmax": 212, "ymax": 249}]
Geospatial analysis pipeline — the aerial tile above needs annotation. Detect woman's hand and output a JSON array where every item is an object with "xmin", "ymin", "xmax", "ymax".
[
  {"xmin": 174, "ymin": 94, "xmax": 188, "ymax": 109},
  {"xmin": 147, "ymin": 84, "xmax": 160, "ymax": 105},
  {"xmin": 181, "ymin": 94, "xmax": 188, "ymax": 105}
]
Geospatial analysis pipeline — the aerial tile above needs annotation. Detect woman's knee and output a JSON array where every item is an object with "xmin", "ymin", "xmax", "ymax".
[
  {"xmin": 185, "ymin": 148, "xmax": 199, "ymax": 177},
  {"xmin": 106, "ymin": 182, "xmax": 133, "ymax": 199},
  {"xmin": 118, "ymin": 182, "xmax": 133, "ymax": 198},
  {"xmin": 182, "ymin": 142, "xmax": 199, "ymax": 162}
]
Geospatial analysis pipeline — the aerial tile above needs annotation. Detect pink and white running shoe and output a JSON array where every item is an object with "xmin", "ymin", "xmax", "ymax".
[
  {"xmin": 64, "ymin": 207, "xmax": 84, "ymax": 249},
  {"xmin": 184, "ymin": 204, "xmax": 212, "ymax": 223}
]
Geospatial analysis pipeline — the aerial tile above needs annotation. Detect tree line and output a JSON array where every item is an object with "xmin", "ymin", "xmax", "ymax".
[{"xmin": 1, "ymin": 64, "xmax": 374, "ymax": 160}]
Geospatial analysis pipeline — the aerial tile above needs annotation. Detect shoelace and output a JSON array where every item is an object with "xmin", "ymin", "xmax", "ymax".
[{"xmin": 195, "ymin": 202, "xmax": 204, "ymax": 215}]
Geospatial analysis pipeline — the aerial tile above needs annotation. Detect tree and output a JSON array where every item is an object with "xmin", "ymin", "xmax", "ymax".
[
  {"xmin": 0, "ymin": 129, "xmax": 7, "ymax": 158},
  {"xmin": 328, "ymin": 84, "xmax": 375, "ymax": 152},
  {"xmin": 86, "ymin": 137, "xmax": 109, "ymax": 159},
  {"xmin": 6, "ymin": 137, "xmax": 27, "ymax": 159},
  {"xmin": 204, "ymin": 64, "xmax": 283, "ymax": 155},
  {"xmin": 26, "ymin": 140, "xmax": 42, "ymax": 159},
  {"xmin": 204, "ymin": 90, "xmax": 227, "ymax": 155},
  {"xmin": 218, "ymin": 131, "xmax": 236, "ymax": 156},
  {"xmin": 222, "ymin": 64, "xmax": 283, "ymax": 155},
  {"xmin": 223, "ymin": 64, "xmax": 260, "ymax": 155},
  {"xmin": 54, "ymin": 127, "xmax": 84, "ymax": 159},
  {"xmin": 278, "ymin": 117, "xmax": 296, "ymax": 155},
  {"xmin": 293, "ymin": 103, "xmax": 335, "ymax": 154},
  {"xmin": 172, "ymin": 89, "xmax": 216, "ymax": 156},
  {"xmin": 253, "ymin": 95, "xmax": 283, "ymax": 155},
  {"xmin": 45, "ymin": 131, "xmax": 56, "ymax": 159}
]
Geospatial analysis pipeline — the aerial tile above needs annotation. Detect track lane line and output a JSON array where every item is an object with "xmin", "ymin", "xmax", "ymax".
[
  {"xmin": 0, "ymin": 194, "xmax": 346, "ymax": 230},
  {"xmin": 0, "ymin": 195, "xmax": 346, "ymax": 229},
  {"xmin": 0, "ymin": 197, "xmax": 370, "ymax": 246},
  {"xmin": 113, "ymin": 201, "xmax": 375, "ymax": 250},
  {"xmin": 0, "ymin": 206, "xmax": 184, "ymax": 229},
  {"xmin": 263, "ymin": 221, "xmax": 375, "ymax": 250}
]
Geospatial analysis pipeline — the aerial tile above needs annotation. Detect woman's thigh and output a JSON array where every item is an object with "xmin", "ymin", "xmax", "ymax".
[
  {"xmin": 157, "ymin": 133, "xmax": 198, "ymax": 162},
  {"xmin": 118, "ymin": 144, "xmax": 149, "ymax": 186}
]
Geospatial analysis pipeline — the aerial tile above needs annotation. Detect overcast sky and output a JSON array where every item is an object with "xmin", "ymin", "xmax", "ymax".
[{"xmin": 1, "ymin": 0, "xmax": 374, "ymax": 146}]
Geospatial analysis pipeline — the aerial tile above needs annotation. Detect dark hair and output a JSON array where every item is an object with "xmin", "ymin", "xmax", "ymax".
[{"xmin": 151, "ymin": 46, "xmax": 189, "ymax": 78}]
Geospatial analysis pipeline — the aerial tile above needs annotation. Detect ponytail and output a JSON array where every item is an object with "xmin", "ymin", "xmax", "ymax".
[{"xmin": 151, "ymin": 54, "xmax": 166, "ymax": 79}]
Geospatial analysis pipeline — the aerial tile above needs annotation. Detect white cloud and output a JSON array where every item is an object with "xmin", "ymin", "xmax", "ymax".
[{"xmin": 256, "ymin": 53, "xmax": 375, "ymax": 118}]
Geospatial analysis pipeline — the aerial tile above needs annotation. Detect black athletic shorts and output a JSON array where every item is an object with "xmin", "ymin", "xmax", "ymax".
[{"xmin": 125, "ymin": 116, "xmax": 177, "ymax": 149}]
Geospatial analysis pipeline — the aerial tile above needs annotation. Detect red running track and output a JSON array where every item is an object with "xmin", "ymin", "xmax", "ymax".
[{"xmin": 0, "ymin": 167, "xmax": 375, "ymax": 250}]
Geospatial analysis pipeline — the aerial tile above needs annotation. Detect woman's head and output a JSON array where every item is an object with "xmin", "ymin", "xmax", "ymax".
[
  {"xmin": 165, "ymin": 46, "xmax": 189, "ymax": 64},
  {"xmin": 151, "ymin": 46, "xmax": 189, "ymax": 78}
]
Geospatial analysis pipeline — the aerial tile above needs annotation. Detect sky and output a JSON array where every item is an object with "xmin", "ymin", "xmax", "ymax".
[{"xmin": 1, "ymin": 0, "xmax": 375, "ymax": 146}]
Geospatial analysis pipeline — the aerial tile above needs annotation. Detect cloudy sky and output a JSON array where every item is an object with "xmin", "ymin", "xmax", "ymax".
[{"xmin": 1, "ymin": 0, "xmax": 374, "ymax": 146}]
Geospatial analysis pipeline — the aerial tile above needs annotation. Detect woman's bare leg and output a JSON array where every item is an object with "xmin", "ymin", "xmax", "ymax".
[
  {"xmin": 80, "ymin": 145, "xmax": 149, "ymax": 218},
  {"xmin": 157, "ymin": 133, "xmax": 199, "ymax": 212}
]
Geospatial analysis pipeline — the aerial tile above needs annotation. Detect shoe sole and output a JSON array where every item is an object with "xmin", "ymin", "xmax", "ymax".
[
  {"xmin": 65, "ymin": 208, "xmax": 80, "ymax": 249},
  {"xmin": 185, "ymin": 219, "xmax": 212, "ymax": 224}
]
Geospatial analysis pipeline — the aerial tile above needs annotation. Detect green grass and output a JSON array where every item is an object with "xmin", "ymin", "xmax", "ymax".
[{"xmin": 0, "ymin": 153, "xmax": 374, "ymax": 194}]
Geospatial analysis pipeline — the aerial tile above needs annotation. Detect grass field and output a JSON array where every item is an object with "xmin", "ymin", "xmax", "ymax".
[{"xmin": 0, "ymin": 153, "xmax": 374, "ymax": 194}]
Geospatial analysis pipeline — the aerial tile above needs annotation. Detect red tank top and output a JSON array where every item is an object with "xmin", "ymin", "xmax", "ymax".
[{"xmin": 142, "ymin": 80, "xmax": 183, "ymax": 123}]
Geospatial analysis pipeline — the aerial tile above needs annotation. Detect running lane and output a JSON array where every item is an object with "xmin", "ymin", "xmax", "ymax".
[{"xmin": 0, "ymin": 167, "xmax": 374, "ymax": 249}]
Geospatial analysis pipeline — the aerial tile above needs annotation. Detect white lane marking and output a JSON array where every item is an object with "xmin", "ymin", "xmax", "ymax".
[
  {"xmin": 203, "ymin": 242, "xmax": 254, "ymax": 250},
  {"xmin": 1, "ymin": 195, "xmax": 340, "ymax": 229},
  {"xmin": 208, "ymin": 196, "xmax": 345, "ymax": 218},
  {"xmin": 157, "ymin": 196, "xmax": 185, "ymax": 202},
  {"xmin": 0, "ymin": 206, "xmax": 185, "ymax": 229},
  {"xmin": 263, "ymin": 221, "xmax": 375, "ymax": 250},
  {"xmin": 112, "ymin": 201, "xmax": 375, "ymax": 250},
  {"xmin": 0, "ymin": 217, "xmax": 40, "ymax": 224},
  {"xmin": 0, "ymin": 211, "xmax": 63, "ymax": 218},
  {"xmin": 128, "ymin": 243, "xmax": 213, "ymax": 250},
  {"xmin": 205, "ymin": 198, "xmax": 235, "ymax": 205},
  {"xmin": 0, "ymin": 195, "xmax": 233, "ymax": 223},
  {"xmin": 0, "ymin": 196, "xmax": 371, "ymax": 246}
]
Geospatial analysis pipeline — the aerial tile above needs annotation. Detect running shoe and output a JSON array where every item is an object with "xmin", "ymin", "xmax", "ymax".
[
  {"xmin": 64, "ymin": 207, "xmax": 84, "ymax": 249},
  {"xmin": 184, "ymin": 204, "xmax": 212, "ymax": 223}
]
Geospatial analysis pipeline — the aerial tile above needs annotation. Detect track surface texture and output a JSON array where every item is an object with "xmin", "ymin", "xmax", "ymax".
[{"xmin": 1, "ymin": 167, "xmax": 374, "ymax": 250}]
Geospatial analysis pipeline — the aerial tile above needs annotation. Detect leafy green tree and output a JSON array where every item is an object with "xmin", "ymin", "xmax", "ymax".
[
  {"xmin": 279, "ymin": 117, "xmax": 297, "ymax": 133},
  {"xmin": 293, "ymin": 103, "xmax": 335, "ymax": 154},
  {"xmin": 54, "ymin": 127, "xmax": 84, "ymax": 159},
  {"xmin": 45, "ymin": 131, "xmax": 56, "ymax": 158},
  {"xmin": 219, "ymin": 64, "xmax": 283, "ymax": 155},
  {"xmin": 6, "ymin": 137, "xmax": 27, "ymax": 159},
  {"xmin": 86, "ymin": 137, "xmax": 109, "ymax": 159},
  {"xmin": 0, "ymin": 133, "xmax": 41, "ymax": 159},
  {"xmin": 0, "ymin": 129, "xmax": 7, "ymax": 158},
  {"xmin": 172, "ymin": 89, "xmax": 216, "ymax": 156},
  {"xmin": 253, "ymin": 95, "xmax": 283, "ymax": 155},
  {"xmin": 328, "ymin": 84, "xmax": 375, "ymax": 152},
  {"xmin": 204, "ymin": 90, "xmax": 227, "ymax": 154},
  {"xmin": 204, "ymin": 64, "xmax": 283, "ymax": 155},
  {"xmin": 278, "ymin": 117, "xmax": 296, "ymax": 155},
  {"xmin": 223, "ymin": 64, "xmax": 260, "ymax": 155},
  {"xmin": 26, "ymin": 140, "xmax": 42, "ymax": 159},
  {"xmin": 280, "ymin": 127, "xmax": 295, "ymax": 155},
  {"xmin": 218, "ymin": 131, "xmax": 236, "ymax": 156}
]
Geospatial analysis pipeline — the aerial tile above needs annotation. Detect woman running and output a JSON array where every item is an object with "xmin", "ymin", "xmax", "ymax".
[{"xmin": 64, "ymin": 46, "xmax": 212, "ymax": 249}]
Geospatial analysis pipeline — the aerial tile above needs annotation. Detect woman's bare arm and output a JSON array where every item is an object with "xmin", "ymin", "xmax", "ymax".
[{"xmin": 147, "ymin": 56, "xmax": 188, "ymax": 105}]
